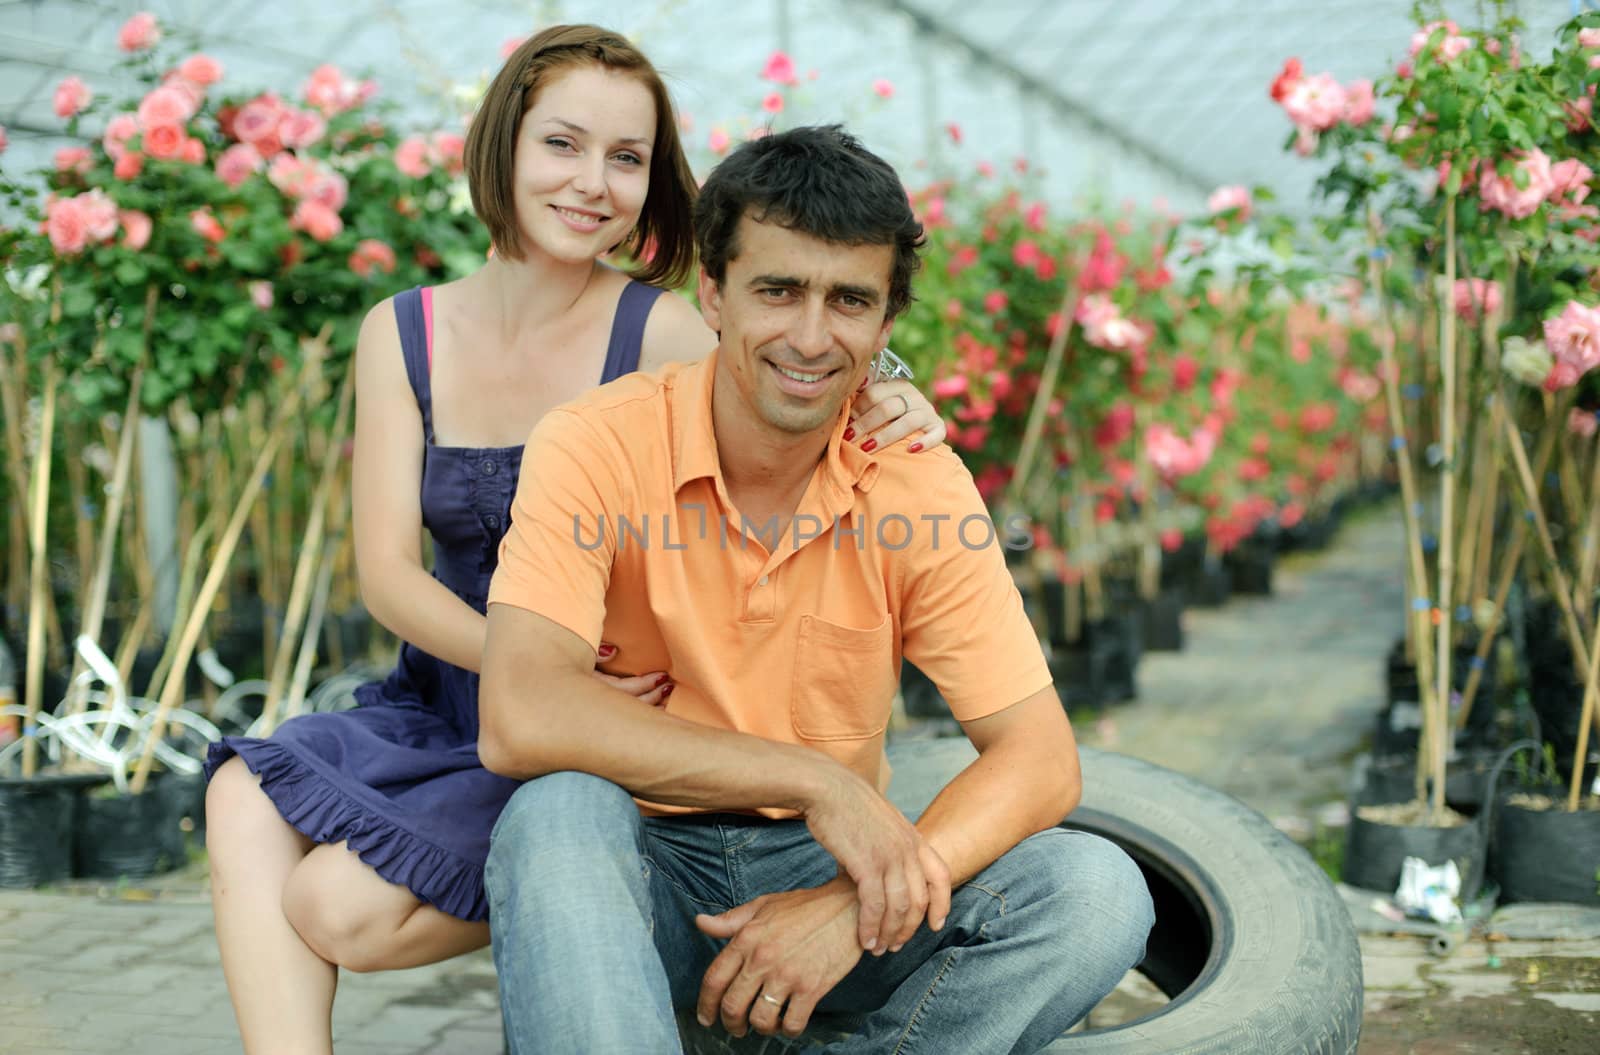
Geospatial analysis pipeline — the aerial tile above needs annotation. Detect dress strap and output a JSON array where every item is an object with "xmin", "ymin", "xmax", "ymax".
[
  {"xmin": 392, "ymin": 287, "xmax": 435, "ymax": 443},
  {"xmin": 599, "ymin": 281, "xmax": 666, "ymax": 384}
]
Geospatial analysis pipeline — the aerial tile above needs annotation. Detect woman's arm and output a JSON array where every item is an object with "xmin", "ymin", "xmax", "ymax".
[{"xmin": 350, "ymin": 300, "xmax": 490, "ymax": 672}]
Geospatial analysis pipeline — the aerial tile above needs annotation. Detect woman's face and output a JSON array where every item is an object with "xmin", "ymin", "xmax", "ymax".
[{"xmin": 511, "ymin": 64, "xmax": 656, "ymax": 265}]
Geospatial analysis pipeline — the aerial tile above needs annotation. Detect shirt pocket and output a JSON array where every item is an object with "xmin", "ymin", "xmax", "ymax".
[{"xmin": 790, "ymin": 614, "xmax": 895, "ymax": 741}]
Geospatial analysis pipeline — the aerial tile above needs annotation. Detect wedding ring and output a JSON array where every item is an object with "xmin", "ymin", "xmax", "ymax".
[{"xmin": 760, "ymin": 993, "xmax": 784, "ymax": 1007}]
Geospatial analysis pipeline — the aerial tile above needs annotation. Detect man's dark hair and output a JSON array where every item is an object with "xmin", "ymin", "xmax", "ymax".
[{"xmin": 694, "ymin": 125, "xmax": 924, "ymax": 317}]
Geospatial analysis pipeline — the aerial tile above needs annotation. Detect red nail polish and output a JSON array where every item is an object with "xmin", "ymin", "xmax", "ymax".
[
  {"xmin": 908, "ymin": 442, "xmax": 923, "ymax": 453},
  {"xmin": 661, "ymin": 683, "xmax": 674, "ymax": 697},
  {"xmin": 861, "ymin": 439, "xmax": 877, "ymax": 453},
  {"xmin": 655, "ymin": 673, "xmax": 670, "ymax": 687},
  {"xmin": 843, "ymin": 427, "xmax": 855, "ymax": 442}
]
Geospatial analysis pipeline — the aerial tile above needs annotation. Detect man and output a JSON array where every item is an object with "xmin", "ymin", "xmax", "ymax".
[{"xmin": 479, "ymin": 125, "xmax": 1153, "ymax": 1054}]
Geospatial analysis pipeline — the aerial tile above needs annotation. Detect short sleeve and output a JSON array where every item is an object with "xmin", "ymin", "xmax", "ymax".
[
  {"xmin": 487, "ymin": 408, "xmax": 623, "ymax": 651},
  {"xmin": 897, "ymin": 462, "xmax": 1051, "ymax": 722}
]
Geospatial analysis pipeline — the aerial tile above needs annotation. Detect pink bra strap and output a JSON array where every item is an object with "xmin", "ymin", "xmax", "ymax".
[{"xmin": 421, "ymin": 286, "xmax": 435, "ymax": 373}]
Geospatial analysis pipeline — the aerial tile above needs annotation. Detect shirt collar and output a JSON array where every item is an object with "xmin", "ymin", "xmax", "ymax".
[{"xmin": 671, "ymin": 350, "xmax": 881, "ymax": 502}]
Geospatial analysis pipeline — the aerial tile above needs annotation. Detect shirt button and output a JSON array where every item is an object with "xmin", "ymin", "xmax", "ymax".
[
  {"xmin": 758, "ymin": 576, "xmax": 769, "ymax": 586},
  {"xmin": 481, "ymin": 460, "xmax": 497, "ymax": 476}
]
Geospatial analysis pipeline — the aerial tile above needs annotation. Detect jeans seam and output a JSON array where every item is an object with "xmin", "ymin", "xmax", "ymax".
[{"xmin": 891, "ymin": 947, "xmax": 959, "ymax": 1055}]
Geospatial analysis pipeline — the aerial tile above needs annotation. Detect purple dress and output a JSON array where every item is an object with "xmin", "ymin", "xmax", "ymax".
[{"xmin": 205, "ymin": 281, "xmax": 664, "ymax": 921}]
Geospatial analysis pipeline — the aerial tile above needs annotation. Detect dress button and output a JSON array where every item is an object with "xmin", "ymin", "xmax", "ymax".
[
  {"xmin": 485, "ymin": 514, "xmax": 499, "ymax": 529},
  {"xmin": 481, "ymin": 460, "xmax": 497, "ymax": 476},
  {"xmin": 758, "ymin": 576, "xmax": 769, "ymax": 586}
]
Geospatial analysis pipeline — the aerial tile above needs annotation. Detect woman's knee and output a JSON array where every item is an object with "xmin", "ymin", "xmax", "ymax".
[
  {"xmin": 205, "ymin": 757, "xmax": 286, "ymax": 851},
  {"xmin": 282, "ymin": 850, "xmax": 402, "ymax": 972}
]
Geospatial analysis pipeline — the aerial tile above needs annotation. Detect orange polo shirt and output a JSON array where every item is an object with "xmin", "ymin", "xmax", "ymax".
[{"xmin": 487, "ymin": 352, "xmax": 1052, "ymax": 815}]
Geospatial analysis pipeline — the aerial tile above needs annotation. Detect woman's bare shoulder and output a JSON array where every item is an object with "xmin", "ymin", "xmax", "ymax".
[{"xmin": 638, "ymin": 289, "xmax": 715, "ymax": 372}]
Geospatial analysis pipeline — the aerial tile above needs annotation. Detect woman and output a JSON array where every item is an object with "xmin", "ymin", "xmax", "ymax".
[{"xmin": 203, "ymin": 24, "xmax": 945, "ymax": 1054}]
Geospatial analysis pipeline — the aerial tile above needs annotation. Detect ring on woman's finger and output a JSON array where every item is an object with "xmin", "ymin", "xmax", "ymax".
[
  {"xmin": 897, "ymin": 393, "xmax": 909, "ymax": 417},
  {"xmin": 760, "ymin": 993, "xmax": 784, "ymax": 1007}
]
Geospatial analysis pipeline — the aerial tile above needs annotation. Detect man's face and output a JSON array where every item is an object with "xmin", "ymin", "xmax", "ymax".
[{"xmin": 698, "ymin": 215, "xmax": 895, "ymax": 437}]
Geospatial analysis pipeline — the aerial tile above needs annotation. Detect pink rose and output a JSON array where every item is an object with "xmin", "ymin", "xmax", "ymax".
[
  {"xmin": 77, "ymin": 189, "xmax": 118, "ymax": 242},
  {"xmin": 54, "ymin": 147, "xmax": 92, "ymax": 175},
  {"xmin": 215, "ymin": 142, "xmax": 263, "ymax": 187},
  {"xmin": 395, "ymin": 136, "xmax": 431, "ymax": 178},
  {"xmin": 45, "ymin": 197, "xmax": 87, "ymax": 254},
  {"xmin": 1206, "ymin": 184, "xmax": 1252, "ymax": 220},
  {"xmin": 1075, "ymin": 294, "xmax": 1143, "ymax": 350},
  {"xmin": 289, "ymin": 198, "xmax": 343, "ymax": 242},
  {"xmin": 1566, "ymin": 94, "xmax": 1594, "ymax": 134},
  {"xmin": 872, "ymin": 79, "xmax": 894, "ymax": 99},
  {"xmin": 303, "ymin": 64, "xmax": 364, "ymax": 115},
  {"xmin": 160, "ymin": 74, "xmax": 205, "ymax": 114},
  {"xmin": 983, "ymin": 290, "xmax": 1008, "ymax": 315},
  {"xmin": 1453, "ymin": 278, "xmax": 1503, "ymax": 323},
  {"xmin": 1478, "ymin": 149, "xmax": 1555, "ymax": 219},
  {"xmin": 305, "ymin": 168, "xmax": 349, "ymax": 213},
  {"xmin": 103, "ymin": 113, "xmax": 139, "ymax": 159},
  {"xmin": 1409, "ymin": 20, "xmax": 1471, "ymax": 62},
  {"xmin": 761, "ymin": 92, "xmax": 784, "ymax": 114},
  {"xmin": 54, "ymin": 76, "xmax": 92, "ymax": 119},
  {"xmin": 113, "ymin": 152, "xmax": 145, "ymax": 180},
  {"xmin": 1549, "ymin": 158, "xmax": 1594, "ymax": 208},
  {"xmin": 118, "ymin": 209, "xmax": 152, "ymax": 251},
  {"xmin": 141, "ymin": 123, "xmax": 186, "ymax": 161},
  {"xmin": 180, "ymin": 137, "xmax": 205, "ymax": 165},
  {"xmin": 1569, "ymin": 408, "xmax": 1599, "ymax": 439},
  {"xmin": 760, "ymin": 51, "xmax": 797, "ymax": 86},
  {"xmin": 1012, "ymin": 239, "xmax": 1041, "ymax": 270},
  {"xmin": 176, "ymin": 54, "xmax": 224, "ymax": 87},
  {"xmin": 234, "ymin": 96, "xmax": 285, "ymax": 146},
  {"xmin": 267, "ymin": 153, "xmax": 309, "ymax": 196},
  {"xmin": 280, "ymin": 109, "xmax": 327, "ymax": 150},
  {"xmin": 117, "ymin": 12, "xmax": 160, "ymax": 52},
  {"xmin": 138, "ymin": 85, "xmax": 196, "ymax": 131},
  {"xmin": 1579, "ymin": 28, "xmax": 1600, "ymax": 48},
  {"xmin": 932, "ymin": 375, "xmax": 969, "ymax": 400},
  {"xmin": 1024, "ymin": 202, "xmax": 1047, "ymax": 232},
  {"xmin": 431, "ymin": 132, "xmax": 465, "ymax": 174},
  {"xmin": 249, "ymin": 281, "xmax": 275, "ymax": 310},
  {"xmin": 1543, "ymin": 300, "xmax": 1600, "ymax": 385},
  {"xmin": 189, "ymin": 208, "xmax": 225, "ymax": 244},
  {"xmin": 708, "ymin": 129, "xmax": 730, "ymax": 155},
  {"xmin": 349, "ymin": 238, "xmax": 397, "ymax": 278},
  {"xmin": 946, "ymin": 122, "xmax": 963, "ymax": 145},
  {"xmin": 1342, "ymin": 79, "xmax": 1375, "ymax": 126},
  {"xmin": 0, "ymin": 124, "xmax": 6, "ymax": 155},
  {"xmin": 1282, "ymin": 72, "xmax": 1346, "ymax": 132}
]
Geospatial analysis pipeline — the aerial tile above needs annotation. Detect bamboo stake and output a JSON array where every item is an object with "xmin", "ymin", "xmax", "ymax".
[
  {"xmin": 1456, "ymin": 390, "xmax": 1572, "ymax": 729},
  {"xmin": 1502, "ymin": 405, "xmax": 1591, "ymax": 680},
  {"xmin": 63, "ymin": 368, "xmax": 144, "ymax": 719},
  {"xmin": 129, "ymin": 341, "xmax": 319, "ymax": 795},
  {"xmin": 1569, "ymin": 591, "xmax": 1600, "ymax": 812},
  {"xmin": 1365, "ymin": 222, "xmax": 1441, "ymax": 790},
  {"xmin": 21, "ymin": 363, "xmax": 59, "ymax": 777},
  {"xmin": 1005, "ymin": 282, "xmax": 1078, "ymax": 510},
  {"xmin": 0, "ymin": 336, "xmax": 31, "ymax": 621},
  {"xmin": 144, "ymin": 507, "xmax": 217, "ymax": 701},
  {"xmin": 244, "ymin": 397, "xmax": 277, "ymax": 675},
  {"xmin": 1574, "ymin": 428, "xmax": 1600, "ymax": 616},
  {"xmin": 64, "ymin": 421, "xmax": 95, "ymax": 605},
  {"xmin": 282, "ymin": 538, "xmax": 338, "ymax": 724},
  {"xmin": 259, "ymin": 373, "xmax": 354, "ymax": 735},
  {"xmin": 1430, "ymin": 199, "xmax": 1459, "ymax": 821}
]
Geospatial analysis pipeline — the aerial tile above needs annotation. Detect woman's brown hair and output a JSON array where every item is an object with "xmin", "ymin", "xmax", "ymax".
[{"xmin": 462, "ymin": 24, "xmax": 697, "ymax": 289}]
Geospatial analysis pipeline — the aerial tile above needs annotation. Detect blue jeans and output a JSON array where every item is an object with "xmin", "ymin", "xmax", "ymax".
[{"xmin": 486, "ymin": 772, "xmax": 1153, "ymax": 1055}]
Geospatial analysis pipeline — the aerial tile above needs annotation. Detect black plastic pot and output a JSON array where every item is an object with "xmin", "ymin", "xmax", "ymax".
[
  {"xmin": 1183, "ymin": 553, "xmax": 1232, "ymax": 608},
  {"xmin": 1224, "ymin": 540, "xmax": 1274, "ymax": 596},
  {"xmin": 1139, "ymin": 587, "xmax": 1185, "ymax": 652},
  {"xmin": 73, "ymin": 771, "xmax": 190, "ymax": 880},
  {"xmin": 1358, "ymin": 750, "xmax": 1501, "ymax": 816},
  {"xmin": 1490, "ymin": 794, "xmax": 1600, "ymax": 906},
  {"xmin": 1343, "ymin": 804, "xmax": 1485, "ymax": 895},
  {"xmin": 0, "ymin": 772, "xmax": 107, "ymax": 888}
]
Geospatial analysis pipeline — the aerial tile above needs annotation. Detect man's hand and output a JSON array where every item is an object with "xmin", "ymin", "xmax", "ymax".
[
  {"xmin": 694, "ymin": 878, "xmax": 863, "ymax": 1039},
  {"xmin": 801, "ymin": 770, "xmax": 951, "ymax": 955}
]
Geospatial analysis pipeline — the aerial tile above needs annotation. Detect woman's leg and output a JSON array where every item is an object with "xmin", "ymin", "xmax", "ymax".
[
  {"xmin": 282, "ymin": 842, "xmax": 490, "ymax": 972},
  {"xmin": 206, "ymin": 757, "xmax": 338, "ymax": 1055}
]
